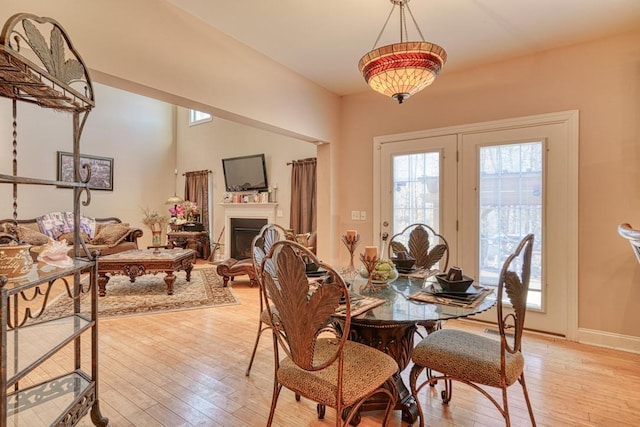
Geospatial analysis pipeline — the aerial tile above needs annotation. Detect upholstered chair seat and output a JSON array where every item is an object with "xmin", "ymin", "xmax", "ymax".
[
  {"xmin": 278, "ymin": 338, "xmax": 398, "ymax": 408},
  {"xmin": 260, "ymin": 304, "xmax": 278, "ymax": 324},
  {"xmin": 412, "ymin": 329, "xmax": 524, "ymax": 388}
]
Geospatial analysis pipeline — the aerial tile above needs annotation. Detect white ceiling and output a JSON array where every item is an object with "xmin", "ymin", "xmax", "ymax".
[{"xmin": 167, "ymin": 0, "xmax": 640, "ymax": 96}]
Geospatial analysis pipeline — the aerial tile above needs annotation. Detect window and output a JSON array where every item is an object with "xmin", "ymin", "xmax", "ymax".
[
  {"xmin": 477, "ymin": 141, "xmax": 543, "ymax": 307},
  {"xmin": 189, "ymin": 109, "xmax": 212, "ymax": 126},
  {"xmin": 392, "ymin": 151, "xmax": 441, "ymax": 233}
]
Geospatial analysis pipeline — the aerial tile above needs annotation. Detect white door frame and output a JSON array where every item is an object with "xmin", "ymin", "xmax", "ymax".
[{"xmin": 373, "ymin": 110, "xmax": 578, "ymax": 341}]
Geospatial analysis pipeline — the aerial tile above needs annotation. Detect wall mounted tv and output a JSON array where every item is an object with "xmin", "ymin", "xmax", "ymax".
[{"xmin": 222, "ymin": 154, "xmax": 269, "ymax": 192}]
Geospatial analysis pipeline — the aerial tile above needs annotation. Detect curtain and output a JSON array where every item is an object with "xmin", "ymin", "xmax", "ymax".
[
  {"xmin": 289, "ymin": 158, "xmax": 316, "ymax": 235},
  {"xmin": 184, "ymin": 170, "xmax": 210, "ymax": 232}
]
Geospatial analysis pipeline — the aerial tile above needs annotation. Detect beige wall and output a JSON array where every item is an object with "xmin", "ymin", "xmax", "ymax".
[
  {"xmin": 338, "ymin": 31, "xmax": 640, "ymax": 342},
  {"xmin": 174, "ymin": 107, "xmax": 317, "ymax": 248},
  {"xmin": 0, "ymin": 83, "xmax": 175, "ymax": 248},
  {"xmin": 0, "ymin": 0, "xmax": 340, "ymax": 144}
]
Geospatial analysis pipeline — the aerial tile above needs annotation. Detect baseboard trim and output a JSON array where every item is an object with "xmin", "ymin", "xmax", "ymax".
[
  {"xmin": 460, "ymin": 319, "xmax": 640, "ymax": 355},
  {"xmin": 577, "ymin": 328, "xmax": 640, "ymax": 354}
]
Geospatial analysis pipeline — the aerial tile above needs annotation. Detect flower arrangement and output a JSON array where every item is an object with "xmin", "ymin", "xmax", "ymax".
[
  {"xmin": 142, "ymin": 208, "xmax": 169, "ymax": 232},
  {"xmin": 169, "ymin": 201, "xmax": 199, "ymax": 225}
]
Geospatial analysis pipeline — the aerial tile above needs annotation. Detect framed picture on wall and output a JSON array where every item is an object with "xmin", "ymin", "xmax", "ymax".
[{"xmin": 57, "ymin": 151, "xmax": 114, "ymax": 191}]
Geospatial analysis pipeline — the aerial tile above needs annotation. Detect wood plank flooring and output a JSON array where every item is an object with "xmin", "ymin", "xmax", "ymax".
[{"xmin": 45, "ymin": 262, "xmax": 640, "ymax": 426}]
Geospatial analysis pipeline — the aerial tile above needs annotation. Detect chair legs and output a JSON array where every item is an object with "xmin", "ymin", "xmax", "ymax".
[
  {"xmin": 518, "ymin": 373, "xmax": 537, "ymax": 426},
  {"xmin": 410, "ymin": 365, "xmax": 536, "ymax": 427},
  {"xmin": 265, "ymin": 382, "xmax": 282, "ymax": 427},
  {"xmin": 245, "ymin": 319, "xmax": 270, "ymax": 376}
]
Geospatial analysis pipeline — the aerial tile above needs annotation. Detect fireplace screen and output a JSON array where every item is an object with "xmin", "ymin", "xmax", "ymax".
[{"xmin": 230, "ymin": 218, "xmax": 268, "ymax": 259}]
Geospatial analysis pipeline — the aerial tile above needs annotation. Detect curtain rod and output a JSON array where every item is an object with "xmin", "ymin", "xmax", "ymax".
[
  {"xmin": 182, "ymin": 169, "xmax": 212, "ymax": 176},
  {"xmin": 287, "ymin": 157, "xmax": 317, "ymax": 166}
]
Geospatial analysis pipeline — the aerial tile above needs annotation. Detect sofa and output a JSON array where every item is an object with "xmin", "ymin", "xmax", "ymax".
[{"xmin": 0, "ymin": 214, "xmax": 143, "ymax": 260}]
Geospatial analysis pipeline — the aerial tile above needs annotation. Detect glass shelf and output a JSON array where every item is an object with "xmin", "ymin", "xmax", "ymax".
[
  {"xmin": 5, "ymin": 315, "xmax": 92, "ymax": 386},
  {"xmin": 2, "ymin": 259, "xmax": 94, "ymax": 295},
  {"xmin": 6, "ymin": 372, "xmax": 93, "ymax": 427}
]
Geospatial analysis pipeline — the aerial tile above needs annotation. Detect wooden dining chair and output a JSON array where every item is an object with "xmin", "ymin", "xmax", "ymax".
[
  {"xmin": 245, "ymin": 223, "xmax": 289, "ymax": 376},
  {"xmin": 409, "ymin": 234, "xmax": 536, "ymax": 427},
  {"xmin": 260, "ymin": 240, "xmax": 399, "ymax": 426},
  {"xmin": 387, "ymin": 223, "xmax": 450, "ymax": 272}
]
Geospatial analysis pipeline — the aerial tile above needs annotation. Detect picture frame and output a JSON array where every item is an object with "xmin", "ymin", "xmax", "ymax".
[{"xmin": 57, "ymin": 151, "xmax": 114, "ymax": 191}]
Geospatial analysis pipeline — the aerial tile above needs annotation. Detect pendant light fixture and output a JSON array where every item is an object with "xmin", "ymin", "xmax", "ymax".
[{"xmin": 359, "ymin": 0, "xmax": 446, "ymax": 104}]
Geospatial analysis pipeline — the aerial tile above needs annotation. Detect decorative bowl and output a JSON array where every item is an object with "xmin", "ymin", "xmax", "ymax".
[
  {"xmin": 435, "ymin": 273, "xmax": 474, "ymax": 293},
  {"xmin": 305, "ymin": 261, "xmax": 319, "ymax": 273},
  {"xmin": 391, "ymin": 257, "xmax": 415, "ymax": 270}
]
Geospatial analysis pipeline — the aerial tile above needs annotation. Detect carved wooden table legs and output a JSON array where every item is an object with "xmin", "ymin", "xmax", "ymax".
[
  {"xmin": 97, "ymin": 249, "xmax": 196, "ymax": 296},
  {"xmin": 98, "ymin": 267, "xmax": 190, "ymax": 296},
  {"xmin": 162, "ymin": 262, "xmax": 193, "ymax": 295}
]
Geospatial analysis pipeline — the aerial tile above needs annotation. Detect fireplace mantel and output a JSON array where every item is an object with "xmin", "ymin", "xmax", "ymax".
[{"xmin": 220, "ymin": 203, "xmax": 278, "ymax": 259}]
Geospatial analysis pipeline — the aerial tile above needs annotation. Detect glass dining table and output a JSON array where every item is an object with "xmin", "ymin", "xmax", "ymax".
[{"xmin": 335, "ymin": 272, "xmax": 496, "ymax": 424}]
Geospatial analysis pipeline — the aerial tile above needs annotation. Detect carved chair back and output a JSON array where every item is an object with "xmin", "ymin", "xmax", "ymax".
[
  {"xmin": 387, "ymin": 223, "xmax": 450, "ymax": 271},
  {"xmin": 496, "ymin": 233, "xmax": 534, "ymax": 358},
  {"xmin": 260, "ymin": 240, "xmax": 350, "ymax": 371}
]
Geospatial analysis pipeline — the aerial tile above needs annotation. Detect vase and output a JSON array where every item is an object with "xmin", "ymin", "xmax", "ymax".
[{"xmin": 152, "ymin": 230, "xmax": 162, "ymax": 246}]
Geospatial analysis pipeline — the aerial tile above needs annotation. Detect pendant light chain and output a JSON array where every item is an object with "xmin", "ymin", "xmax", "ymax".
[
  {"xmin": 12, "ymin": 98, "xmax": 18, "ymax": 222},
  {"xmin": 406, "ymin": 3, "xmax": 426, "ymax": 41},
  {"xmin": 372, "ymin": 3, "xmax": 397, "ymax": 49}
]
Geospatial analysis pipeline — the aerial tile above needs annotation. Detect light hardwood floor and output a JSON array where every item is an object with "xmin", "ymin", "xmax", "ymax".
[{"xmin": 53, "ymin": 262, "xmax": 640, "ymax": 427}]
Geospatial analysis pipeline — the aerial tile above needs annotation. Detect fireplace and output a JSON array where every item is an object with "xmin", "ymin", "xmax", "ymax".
[
  {"xmin": 230, "ymin": 218, "xmax": 268, "ymax": 259},
  {"xmin": 222, "ymin": 202, "xmax": 278, "ymax": 260}
]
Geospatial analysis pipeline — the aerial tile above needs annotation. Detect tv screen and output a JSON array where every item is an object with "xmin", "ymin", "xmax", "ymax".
[{"xmin": 222, "ymin": 154, "xmax": 269, "ymax": 192}]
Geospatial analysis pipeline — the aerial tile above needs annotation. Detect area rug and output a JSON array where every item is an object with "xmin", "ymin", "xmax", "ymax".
[{"xmin": 39, "ymin": 268, "xmax": 238, "ymax": 320}]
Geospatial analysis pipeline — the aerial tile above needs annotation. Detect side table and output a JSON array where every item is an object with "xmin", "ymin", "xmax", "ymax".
[{"xmin": 167, "ymin": 231, "xmax": 211, "ymax": 259}]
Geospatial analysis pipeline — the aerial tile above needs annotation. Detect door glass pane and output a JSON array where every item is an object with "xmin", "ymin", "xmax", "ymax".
[
  {"xmin": 478, "ymin": 142, "xmax": 543, "ymax": 308},
  {"xmin": 392, "ymin": 152, "xmax": 440, "ymax": 234}
]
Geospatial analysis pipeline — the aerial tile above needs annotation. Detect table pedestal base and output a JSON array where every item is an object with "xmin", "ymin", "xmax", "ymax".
[{"xmin": 347, "ymin": 321, "xmax": 419, "ymax": 424}]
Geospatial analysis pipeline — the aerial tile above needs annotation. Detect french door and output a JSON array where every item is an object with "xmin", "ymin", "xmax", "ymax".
[
  {"xmin": 374, "ymin": 112, "xmax": 578, "ymax": 337},
  {"xmin": 378, "ymin": 134, "xmax": 457, "ymax": 260}
]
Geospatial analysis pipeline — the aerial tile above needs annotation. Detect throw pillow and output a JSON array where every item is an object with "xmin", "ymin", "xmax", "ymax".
[
  {"xmin": 57, "ymin": 232, "xmax": 91, "ymax": 244},
  {"xmin": 91, "ymin": 223, "xmax": 131, "ymax": 246},
  {"xmin": 36, "ymin": 212, "xmax": 73, "ymax": 239},
  {"xmin": 16, "ymin": 225, "xmax": 50, "ymax": 246},
  {"xmin": 80, "ymin": 216, "xmax": 96, "ymax": 238},
  {"xmin": 0, "ymin": 222, "xmax": 16, "ymax": 235}
]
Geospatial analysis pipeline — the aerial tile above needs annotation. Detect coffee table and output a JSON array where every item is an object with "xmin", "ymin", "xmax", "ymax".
[{"xmin": 97, "ymin": 248, "xmax": 197, "ymax": 296}]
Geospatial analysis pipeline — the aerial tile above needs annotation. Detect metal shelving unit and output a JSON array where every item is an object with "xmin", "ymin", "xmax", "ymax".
[{"xmin": 0, "ymin": 13, "xmax": 107, "ymax": 427}]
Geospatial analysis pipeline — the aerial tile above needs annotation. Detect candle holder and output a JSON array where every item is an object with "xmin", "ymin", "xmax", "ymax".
[
  {"xmin": 341, "ymin": 233, "xmax": 360, "ymax": 276},
  {"xmin": 360, "ymin": 253, "xmax": 380, "ymax": 292}
]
